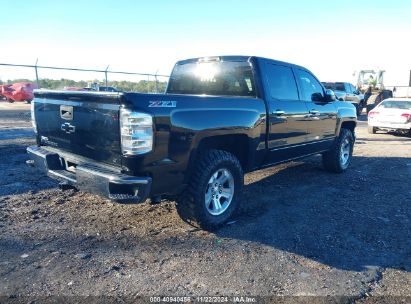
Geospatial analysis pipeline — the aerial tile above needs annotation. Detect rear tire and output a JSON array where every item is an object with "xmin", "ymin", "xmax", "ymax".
[
  {"xmin": 322, "ymin": 128, "xmax": 354, "ymax": 173},
  {"xmin": 368, "ymin": 126, "xmax": 377, "ymax": 134},
  {"xmin": 176, "ymin": 149, "xmax": 243, "ymax": 230}
]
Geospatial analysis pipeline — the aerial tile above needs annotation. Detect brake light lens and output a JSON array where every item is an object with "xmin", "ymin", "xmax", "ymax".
[
  {"xmin": 30, "ymin": 101, "xmax": 37, "ymax": 133},
  {"xmin": 401, "ymin": 113, "xmax": 411, "ymax": 122},
  {"xmin": 368, "ymin": 111, "xmax": 379, "ymax": 118},
  {"xmin": 120, "ymin": 109, "xmax": 153, "ymax": 155}
]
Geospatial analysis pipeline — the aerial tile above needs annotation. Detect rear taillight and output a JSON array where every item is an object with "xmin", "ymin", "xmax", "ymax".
[
  {"xmin": 120, "ymin": 109, "xmax": 153, "ymax": 155},
  {"xmin": 400, "ymin": 113, "xmax": 411, "ymax": 122},
  {"xmin": 30, "ymin": 101, "xmax": 37, "ymax": 133},
  {"xmin": 368, "ymin": 111, "xmax": 379, "ymax": 118}
]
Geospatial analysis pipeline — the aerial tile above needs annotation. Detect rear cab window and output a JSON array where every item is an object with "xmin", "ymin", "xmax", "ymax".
[{"xmin": 167, "ymin": 59, "xmax": 256, "ymax": 97}]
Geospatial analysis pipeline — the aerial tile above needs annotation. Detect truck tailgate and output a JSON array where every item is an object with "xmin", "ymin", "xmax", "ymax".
[{"xmin": 34, "ymin": 90, "xmax": 122, "ymax": 167}]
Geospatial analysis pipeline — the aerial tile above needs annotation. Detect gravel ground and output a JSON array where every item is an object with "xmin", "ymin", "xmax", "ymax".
[{"xmin": 0, "ymin": 102, "xmax": 410, "ymax": 303}]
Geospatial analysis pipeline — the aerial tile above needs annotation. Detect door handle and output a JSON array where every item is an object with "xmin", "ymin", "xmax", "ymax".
[
  {"xmin": 309, "ymin": 110, "xmax": 320, "ymax": 116},
  {"xmin": 273, "ymin": 110, "xmax": 285, "ymax": 116}
]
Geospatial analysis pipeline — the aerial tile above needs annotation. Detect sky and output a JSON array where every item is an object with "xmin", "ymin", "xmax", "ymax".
[{"xmin": 1, "ymin": 0, "xmax": 410, "ymax": 85}]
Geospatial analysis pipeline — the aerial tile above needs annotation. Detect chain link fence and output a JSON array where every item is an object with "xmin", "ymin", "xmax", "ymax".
[
  {"xmin": 0, "ymin": 62, "xmax": 169, "ymax": 93},
  {"xmin": 2, "ymin": 62, "xmax": 409, "ymax": 98}
]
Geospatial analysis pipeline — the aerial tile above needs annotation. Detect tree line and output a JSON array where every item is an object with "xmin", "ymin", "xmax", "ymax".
[{"xmin": 0, "ymin": 78, "xmax": 168, "ymax": 93}]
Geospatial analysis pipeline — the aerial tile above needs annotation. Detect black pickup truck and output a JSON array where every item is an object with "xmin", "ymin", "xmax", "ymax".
[{"xmin": 28, "ymin": 56, "xmax": 356, "ymax": 229}]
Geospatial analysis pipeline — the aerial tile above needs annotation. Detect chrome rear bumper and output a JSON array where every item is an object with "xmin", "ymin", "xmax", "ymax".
[{"xmin": 27, "ymin": 146, "xmax": 151, "ymax": 203}]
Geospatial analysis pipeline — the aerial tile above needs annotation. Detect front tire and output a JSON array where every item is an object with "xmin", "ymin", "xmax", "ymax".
[
  {"xmin": 176, "ymin": 150, "xmax": 243, "ymax": 230},
  {"xmin": 322, "ymin": 128, "xmax": 354, "ymax": 173}
]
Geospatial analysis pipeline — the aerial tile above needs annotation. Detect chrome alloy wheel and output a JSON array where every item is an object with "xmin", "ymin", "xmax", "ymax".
[
  {"xmin": 205, "ymin": 168, "xmax": 234, "ymax": 216},
  {"xmin": 340, "ymin": 138, "xmax": 351, "ymax": 167}
]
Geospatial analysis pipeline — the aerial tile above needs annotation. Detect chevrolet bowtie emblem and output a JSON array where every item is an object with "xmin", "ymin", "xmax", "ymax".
[
  {"xmin": 61, "ymin": 122, "xmax": 76, "ymax": 134},
  {"xmin": 60, "ymin": 105, "xmax": 73, "ymax": 120}
]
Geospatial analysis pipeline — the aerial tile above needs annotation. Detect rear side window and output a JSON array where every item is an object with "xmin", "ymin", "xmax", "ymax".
[
  {"xmin": 322, "ymin": 82, "xmax": 335, "ymax": 90},
  {"xmin": 296, "ymin": 70, "xmax": 324, "ymax": 101},
  {"xmin": 264, "ymin": 64, "xmax": 299, "ymax": 100},
  {"xmin": 334, "ymin": 83, "xmax": 345, "ymax": 91},
  {"xmin": 167, "ymin": 61, "xmax": 256, "ymax": 97},
  {"xmin": 380, "ymin": 100, "xmax": 411, "ymax": 109}
]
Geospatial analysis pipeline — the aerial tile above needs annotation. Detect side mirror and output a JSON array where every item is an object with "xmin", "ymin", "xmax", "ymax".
[
  {"xmin": 325, "ymin": 89, "xmax": 336, "ymax": 102},
  {"xmin": 311, "ymin": 92, "xmax": 324, "ymax": 102}
]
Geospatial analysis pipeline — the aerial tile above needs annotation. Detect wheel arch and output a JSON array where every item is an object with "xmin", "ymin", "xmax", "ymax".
[
  {"xmin": 339, "ymin": 120, "xmax": 356, "ymax": 136},
  {"xmin": 335, "ymin": 102, "xmax": 357, "ymax": 137},
  {"xmin": 184, "ymin": 133, "xmax": 253, "ymax": 184}
]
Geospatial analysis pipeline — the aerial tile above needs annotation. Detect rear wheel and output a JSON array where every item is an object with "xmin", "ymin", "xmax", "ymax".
[
  {"xmin": 7, "ymin": 98, "xmax": 14, "ymax": 103},
  {"xmin": 176, "ymin": 150, "xmax": 243, "ymax": 230},
  {"xmin": 322, "ymin": 128, "xmax": 354, "ymax": 173},
  {"xmin": 368, "ymin": 126, "xmax": 377, "ymax": 134}
]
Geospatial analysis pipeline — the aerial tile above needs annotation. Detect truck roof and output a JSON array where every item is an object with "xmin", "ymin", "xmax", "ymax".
[{"xmin": 175, "ymin": 55, "xmax": 308, "ymax": 71}]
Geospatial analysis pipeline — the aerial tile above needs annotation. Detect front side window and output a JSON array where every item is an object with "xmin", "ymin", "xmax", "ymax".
[
  {"xmin": 264, "ymin": 63, "xmax": 299, "ymax": 100},
  {"xmin": 296, "ymin": 70, "xmax": 324, "ymax": 101},
  {"xmin": 167, "ymin": 60, "xmax": 256, "ymax": 97},
  {"xmin": 349, "ymin": 84, "xmax": 356, "ymax": 93}
]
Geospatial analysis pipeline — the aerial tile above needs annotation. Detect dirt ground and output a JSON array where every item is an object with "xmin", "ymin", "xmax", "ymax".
[{"xmin": 0, "ymin": 101, "xmax": 410, "ymax": 303}]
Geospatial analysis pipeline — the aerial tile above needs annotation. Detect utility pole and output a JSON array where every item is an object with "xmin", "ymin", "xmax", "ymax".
[
  {"xmin": 155, "ymin": 70, "xmax": 159, "ymax": 93},
  {"xmin": 34, "ymin": 58, "xmax": 40, "ymax": 88},
  {"xmin": 105, "ymin": 65, "xmax": 110, "ymax": 88}
]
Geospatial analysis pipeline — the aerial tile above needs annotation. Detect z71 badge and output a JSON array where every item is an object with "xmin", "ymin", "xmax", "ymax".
[{"xmin": 148, "ymin": 101, "xmax": 177, "ymax": 108}]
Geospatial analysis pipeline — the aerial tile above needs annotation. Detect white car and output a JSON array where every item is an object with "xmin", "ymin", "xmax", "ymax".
[{"xmin": 368, "ymin": 98, "xmax": 411, "ymax": 134}]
